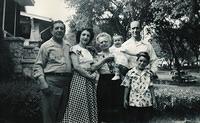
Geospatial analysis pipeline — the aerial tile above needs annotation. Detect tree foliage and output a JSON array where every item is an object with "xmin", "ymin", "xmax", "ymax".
[
  {"xmin": 65, "ymin": 0, "xmax": 200, "ymax": 64},
  {"xmin": 150, "ymin": 0, "xmax": 200, "ymax": 62},
  {"xmin": 149, "ymin": 0, "xmax": 200, "ymax": 81},
  {"xmin": 65, "ymin": 0, "xmax": 153, "ymax": 40}
]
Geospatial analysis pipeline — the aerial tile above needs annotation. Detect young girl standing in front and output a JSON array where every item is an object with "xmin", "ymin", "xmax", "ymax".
[{"xmin": 121, "ymin": 52, "xmax": 157, "ymax": 123}]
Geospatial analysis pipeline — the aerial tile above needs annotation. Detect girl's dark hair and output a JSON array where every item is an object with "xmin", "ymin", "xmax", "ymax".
[
  {"xmin": 136, "ymin": 52, "xmax": 150, "ymax": 62},
  {"xmin": 76, "ymin": 28, "xmax": 94, "ymax": 45}
]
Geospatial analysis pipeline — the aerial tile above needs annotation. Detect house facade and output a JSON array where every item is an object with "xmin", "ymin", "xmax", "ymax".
[
  {"xmin": 0, "ymin": 0, "xmax": 35, "ymax": 37},
  {"xmin": 0, "ymin": 0, "xmax": 52, "ymax": 78}
]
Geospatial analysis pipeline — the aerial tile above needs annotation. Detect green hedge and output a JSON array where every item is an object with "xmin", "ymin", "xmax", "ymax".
[
  {"xmin": 155, "ymin": 84, "xmax": 200, "ymax": 112},
  {"xmin": 0, "ymin": 79, "xmax": 42, "ymax": 123},
  {"xmin": 0, "ymin": 39, "xmax": 14, "ymax": 81}
]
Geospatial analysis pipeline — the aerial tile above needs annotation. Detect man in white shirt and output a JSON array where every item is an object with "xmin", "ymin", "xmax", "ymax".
[
  {"xmin": 121, "ymin": 21, "xmax": 158, "ymax": 73},
  {"xmin": 34, "ymin": 20, "xmax": 72, "ymax": 123}
]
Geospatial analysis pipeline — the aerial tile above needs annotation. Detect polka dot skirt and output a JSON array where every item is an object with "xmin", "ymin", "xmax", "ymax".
[{"xmin": 61, "ymin": 71, "xmax": 98, "ymax": 123}]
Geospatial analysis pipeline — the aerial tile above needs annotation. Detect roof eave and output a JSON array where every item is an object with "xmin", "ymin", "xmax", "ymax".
[{"xmin": 14, "ymin": 0, "xmax": 35, "ymax": 6}]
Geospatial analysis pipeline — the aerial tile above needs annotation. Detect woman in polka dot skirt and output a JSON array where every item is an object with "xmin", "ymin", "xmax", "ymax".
[
  {"xmin": 61, "ymin": 28, "xmax": 114, "ymax": 123},
  {"xmin": 121, "ymin": 52, "xmax": 157, "ymax": 123}
]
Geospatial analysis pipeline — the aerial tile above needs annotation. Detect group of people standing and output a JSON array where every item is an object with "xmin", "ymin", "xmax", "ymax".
[{"xmin": 33, "ymin": 20, "xmax": 158, "ymax": 123}]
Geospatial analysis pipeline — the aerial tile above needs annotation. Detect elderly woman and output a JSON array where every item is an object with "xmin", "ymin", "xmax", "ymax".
[
  {"xmin": 62, "ymin": 29, "xmax": 113, "ymax": 123},
  {"xmin": 96, "ymin": 32, "xmax": 124, "ymax": 122}
]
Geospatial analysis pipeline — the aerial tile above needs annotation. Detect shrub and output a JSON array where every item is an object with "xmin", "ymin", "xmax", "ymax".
[
  {"xmin": 155, "ymin": 84, "xmax": 200, "ymax": 113},
  {"xmin": 0, "ymin": 29, "xmax": 15, "ymax": 82},
  {"xmin": 0, "ymin": 79, "xmax": 42, "ymax": 123}
]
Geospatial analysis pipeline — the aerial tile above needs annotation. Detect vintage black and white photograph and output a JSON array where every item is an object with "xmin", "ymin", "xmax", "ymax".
[{"xmin": 0, "ymin": 0, "xmax": 200, "ymax": 123}]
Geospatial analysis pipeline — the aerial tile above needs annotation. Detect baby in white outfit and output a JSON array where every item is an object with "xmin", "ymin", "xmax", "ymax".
[{"xmin": 109, "ymin": 34, "xmax": 129, "ymax": 80}]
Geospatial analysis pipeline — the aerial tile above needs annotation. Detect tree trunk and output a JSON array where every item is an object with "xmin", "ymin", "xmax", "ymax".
[{"xmin": 167, "ymin": 37, "xmax": 182, "ymax": 82}]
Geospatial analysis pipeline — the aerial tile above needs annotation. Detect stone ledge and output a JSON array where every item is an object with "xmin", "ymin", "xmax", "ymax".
[
  {"xmin": 4, "ymin": 37, "xmax": 25, "ymax": 42},
  {"xmin": 21, "ymin": 59, "xmax": 35, "ymax": 64},
  {"xmin": 23, "ymin": 45, "xmax": 35, "ymax": 49},
  {"xmin": 29, "ymin": 40, "xmax": 41, "ymax": 43}
]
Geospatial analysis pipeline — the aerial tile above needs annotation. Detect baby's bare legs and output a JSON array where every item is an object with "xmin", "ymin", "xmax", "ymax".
[{"xmin": 112, "ymin": 64, "xmax": 120, "ymax": 80}]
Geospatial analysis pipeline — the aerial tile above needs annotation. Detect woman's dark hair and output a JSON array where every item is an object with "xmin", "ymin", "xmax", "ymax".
[
  {"xmin": 136, "ymin": 52, "xmax": 150, "ymax": 62},
  {"xmin": 76, "ymin": 28, "xmax": 94, "ymax": 45}
]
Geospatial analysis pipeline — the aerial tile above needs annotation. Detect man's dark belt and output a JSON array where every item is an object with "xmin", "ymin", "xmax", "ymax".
[{"xmin": 45, "ymin": 72, "xmax": 72, "ymax": 76}]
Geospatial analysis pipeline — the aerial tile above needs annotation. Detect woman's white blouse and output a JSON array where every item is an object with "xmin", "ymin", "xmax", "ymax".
[{"xmin": 70, "ymin": 45, "xmax": 94, "ymax": 69}]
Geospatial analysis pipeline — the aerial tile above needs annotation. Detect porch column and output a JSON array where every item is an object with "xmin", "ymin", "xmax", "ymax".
[
  {"xmin": 30, "ymin": 17, "xmax": 36, "ymax": 40},
  {"xmin": 2, "ymin": 0, "xmax": 6, "ymax": 36}
]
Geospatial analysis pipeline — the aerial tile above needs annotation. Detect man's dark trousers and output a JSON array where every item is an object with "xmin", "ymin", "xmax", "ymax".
[{"xmin": 40, "ymin": 74, "xmax": 71, "ymax": 123}]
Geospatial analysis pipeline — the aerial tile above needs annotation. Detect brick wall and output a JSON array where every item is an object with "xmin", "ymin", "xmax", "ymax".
[{"xmin": 5, "ymin": 37, "xmax": 40, "ymax": 78}]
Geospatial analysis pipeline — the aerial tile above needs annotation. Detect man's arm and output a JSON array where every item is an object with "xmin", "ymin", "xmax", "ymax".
[
  {"xmin": 149, "ymin": 85, "xmax": 157, "ymax": 108},
  {"xmin": 71, "ymin": 52, "xmax": 96, "ymax": 80},
  {"xmin": 123, "ymin": 87, "xmax": 130, "ymax": 109},
  {"xmin": 120, "ymin": 48, "xmax": 137, "ymax": 56},
  {"xmin": 33, "ymin": 45, "xmax": 48, "ymax": 89},
  {"xmin": 148, "ymin": 43, "xmax": 158, "ymax": 73},
  {"xmin": 91, "ymin": 54, "xmax": 114, "ymax": 72}
]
